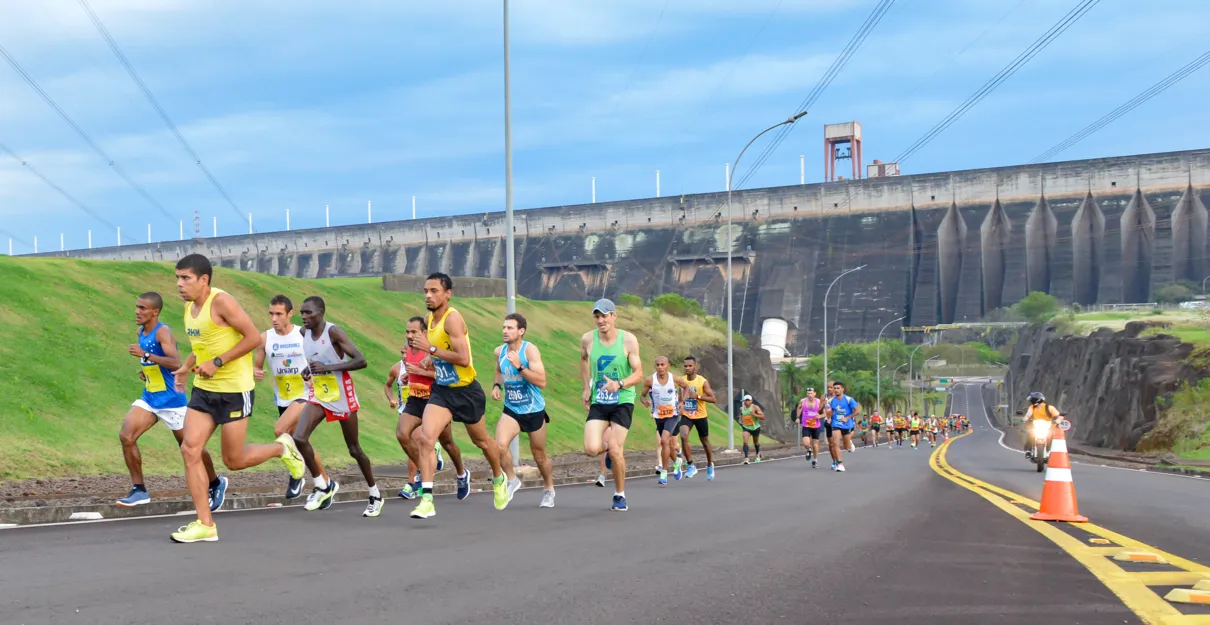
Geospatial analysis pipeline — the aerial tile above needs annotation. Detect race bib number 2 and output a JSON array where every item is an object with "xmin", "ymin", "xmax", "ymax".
[{"xmin": 276, "ymin": 374, "xmax": 305, "ymax": 401}]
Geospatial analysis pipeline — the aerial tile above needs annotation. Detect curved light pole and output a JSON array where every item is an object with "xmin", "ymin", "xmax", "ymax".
[
  {"xmin": 725, "ymin": 110, "xmax": 808, "ymax": 452},
  {"xmin": 821, "ymin": 265, "xmax": 867, "ymax": 400},
  {"xmin": 907, "ymin": 344, "xmax": 924, "ymax": 413},
  {"xmin": 920, "ymin": 356, "xmax": 942, "ymax": 415},
  {"xmin": 875, "ymin": 315, "xmax": 905, "ymax": 415}
]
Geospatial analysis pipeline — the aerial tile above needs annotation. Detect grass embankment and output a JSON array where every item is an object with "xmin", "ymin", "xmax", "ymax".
[
  {"xmin": 0, "ymin": 257, "xmax": 731, "ymax": 481},
  {"xmin": 1075, "ymin": 310, "xmax": 1210, "ymax": 347},
  {"xmin": 1139, "ymin": 378, "xmax": 1210, "ymax": 462}
]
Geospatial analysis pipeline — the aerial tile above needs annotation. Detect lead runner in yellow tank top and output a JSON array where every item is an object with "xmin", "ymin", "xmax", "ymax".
[{"xmin": 167, "ymin": 254, "xmax": 307, "ymax": 545}]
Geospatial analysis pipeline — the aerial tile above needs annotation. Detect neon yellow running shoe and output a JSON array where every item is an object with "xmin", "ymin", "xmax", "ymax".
[
  {"xmin": 493, "ymin": 475, "xmax": 508, "ymax": 510},
  {"xmin": 276, "ymin": 434, "xmax": 306, "ymax": 480},
  {"xmin": 410, "ymin": 497, "xmax": 435, "ymax": 519},
  {"xmin": 171, "ymin": 519, "xmax": 217, "ymax": 543}
]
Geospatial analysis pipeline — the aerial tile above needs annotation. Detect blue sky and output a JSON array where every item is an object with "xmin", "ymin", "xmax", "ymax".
[{"xmin": 1, "ymin": 0, "xmax": 1208, "ymax": 253}]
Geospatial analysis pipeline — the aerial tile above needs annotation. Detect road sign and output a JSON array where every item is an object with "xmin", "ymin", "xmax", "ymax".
[
  {"xmin": 934, "ymin": 386, "xmax": 946, "ymax": 392},
  {"xmin": 939, "ymin": 378, "xmax": 949, "ymax": 383},
  {"xmin": 1058, "ymin": 419, "xmax": 1072, "ymax": 432}
]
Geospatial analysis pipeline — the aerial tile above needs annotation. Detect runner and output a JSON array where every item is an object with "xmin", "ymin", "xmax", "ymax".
[
  {"xmin": 798, "ymin": 388, "xmax": 824, "ymax": 468},
  {"xmin": 492, "ymin": 313, "xmax": 556, "ymax": 509},
  {"xmin": 170, "ymin": 254, "xmax": 305, "ymax": 543},
  {"xmin": 117, "ymin": 292, "xmax": 223, "ymax": 510},
  {"xmin": 927, "ymin": 414, "xmax": 940, "ymax": 447},
  {"xmin": 291, "ymin": 297, "xmax": 381, "ymax": 516},
  {"xmin": 640, "ymin": 356, "xmax": 684, "ymax": 486},
  {"xmin": 408, "ymin": 273, "xmax": 507, "ymax": 519},
  {"xmin": 869, "ymin": 411, "xmax": 884, "ymax": 448},
  {"xmin": 388, "ymin": 316, "xmax": 470, "ymax": 502},
  {"xmin": 581, "ymin": 298, "xmax": 643, "ymax": 511},
  {"xmin": 739, "ymin": 395, "xmax": 764, "ymax": 464},
  {"xmin": 908, "ymin": 412, "xmax": 922, "ymax": 449},
  {"xmin": 677, "ymin": 356, "xmax": 717, "ymax": 480},
  {"xmin": 253, "ymin": 294, "xmax": 328, "ymax": 500},
  {"xmin": 824, "ymin": 381, "xmax": 860, "ymax": 472},
  {"xmin": 895, "ymin": 412, "xmax": 908, "ymax": 448}
]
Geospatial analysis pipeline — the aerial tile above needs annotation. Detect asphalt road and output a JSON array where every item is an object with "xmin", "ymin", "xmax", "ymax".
[
  {"xmin": 0, "ymin": 430, "xmax": 1138, "ymax": 624},
  {"xmin": 946, "ymin": 382, "xmax": 1210, "ymax": 566}
]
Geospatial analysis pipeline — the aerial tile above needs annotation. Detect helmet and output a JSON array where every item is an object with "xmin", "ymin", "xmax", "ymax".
[{"xmin": 1028, "ymin": 392, "xmax": 1045, "ymax": 405}]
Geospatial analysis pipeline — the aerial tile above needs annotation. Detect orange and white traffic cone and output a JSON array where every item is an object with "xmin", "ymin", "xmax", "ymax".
[{"xmin": 1030, "ymin": 425, "xmax": 1088, "ymax": 523}]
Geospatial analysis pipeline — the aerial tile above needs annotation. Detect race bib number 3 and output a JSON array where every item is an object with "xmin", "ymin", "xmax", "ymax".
[
  {"xmin": 142, "ymin": 364, "xmax": 167, "ymax": 393},
  {"xmin": 313, "ymin": 373, "xmax": 341, "ymax": 403},
  {"xmin": 275, "ymin": 374, "xmax": 305, "ymax": 401}
]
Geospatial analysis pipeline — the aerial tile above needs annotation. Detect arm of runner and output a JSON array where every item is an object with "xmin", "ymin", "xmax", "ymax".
[
  {"xmin": 194, "ymin": 293, "xmax": 261, "ymax": 379},
  {"xmin": 640, "ymin": 376, "xmax": 653, "ymax": 407},
  {"xmin": 173, "ymin": 352, "xmax": 196, "ymax": 392},
  {"xmin": 521, "ymin": 342, "xmax": 547, "ymax": 389},
  {"xmin": 152, "ymin": 324, "xmax": 183, "ymax": 372},
  {"xmin": 492, "ymin": 345, "xmax": 504, "ymax": 402},
  {"xmin": 385, "ymin": 361, "xmax": 401, "ymax": 408},
  {"xmin": 753, "ymin": 404, "xmax": 765, "ymax": 421},
  {"xmin": 404, "ymin": 356, "xmax": 433, "ymax": 377},
  {"xmin": 321, "ymin": 325, "xmax": 368, "ymax": 373},
  {"xmin": 579, "ymin": 332, "xmax": 593, "ymax": 409},
  {"xmin": 699, "ymin": 378, "xmax": 717, "ymax": 404},
  {"xmin": 430, "ymin": 310, "xmax": 472, "ymax": 367},
  {"xmin": 253, "ymin": 331, "xmax": 267, "ymax": 382}
]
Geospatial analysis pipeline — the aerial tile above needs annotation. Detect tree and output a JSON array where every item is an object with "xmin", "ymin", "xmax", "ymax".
[
  {"xmin": 1013, "ymin": 291, "xmax": 1061, "ymax": 325},
  {"xmin": 1155, "ymin": 283, "xmax": 1195, "ymax": 304},
  {"xmin": 828, "ymin": 343, "xmax": 875, "ymax": 374}
]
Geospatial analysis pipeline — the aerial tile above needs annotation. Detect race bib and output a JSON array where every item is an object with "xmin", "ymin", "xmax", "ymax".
[
  {"xmin": 407, "ymin": 382, "xmax": 431, "ymax": 400},
  {"xmin": 656, "ymin": 405, "xmax": 675, "ymax": 418},
  {"xmin": 433, "ymin": 359, "xmax": 459, "ymax": 386},
  {"xmin": 594, "ymin": 378, "xmax": 619, "ymax": 405},
  {"xmin": 683, "ymin": 397, "xmax": 699, "ymax": 414},
  {"xmin": 275, "ymin": 374, "xmax": 305, "ymax": 401},
  {"xmin": 505, "ymin": 383, "xmax": 531, "ymax": 407},
  {"xmin": 142, "ymin": 364, "xmax": 167, "ymax": 393},
  {"xmin": 313, "ymin": 373, "xmax": 341, "ymax": 403},
  {"xmin": 742, "ymin": 414, "xmax": 755, "ymax": 427}
]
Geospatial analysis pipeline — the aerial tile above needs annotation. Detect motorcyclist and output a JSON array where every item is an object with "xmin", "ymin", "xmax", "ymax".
[{"xmin": 1023, "ymin": 391, "xmax": 1061, "ymax": 459}]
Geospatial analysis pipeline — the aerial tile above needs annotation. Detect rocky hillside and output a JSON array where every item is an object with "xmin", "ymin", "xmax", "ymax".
[{"xmin": 1008, "ymin": 322, "xmax": 1205, "ymax": 450}]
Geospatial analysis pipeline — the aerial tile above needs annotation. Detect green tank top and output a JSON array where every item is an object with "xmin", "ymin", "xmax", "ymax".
[
  {"xmin": 740, "ymin": 405, "xmax": 760, "ymax": 431},
  {"xmin": 590, "ymin": 329, "xmax": 635, "ymax": 406}
]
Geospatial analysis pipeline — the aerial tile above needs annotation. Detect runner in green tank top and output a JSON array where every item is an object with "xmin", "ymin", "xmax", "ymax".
[
  {"xmin": 581, "ymin": 299, "xmax": 643, "ymax": 512},
  {"xmin": 739, "ymin": 395, "xmax": 765, "ymax": 464}
]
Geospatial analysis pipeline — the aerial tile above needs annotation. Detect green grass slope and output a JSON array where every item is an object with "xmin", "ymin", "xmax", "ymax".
[{"xmin": 0, "ymin": 257, "xmax": 732, "ymax": 480}]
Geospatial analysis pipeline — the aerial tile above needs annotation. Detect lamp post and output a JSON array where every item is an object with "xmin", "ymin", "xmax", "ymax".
[
  {"xmin": 875, "ymin": 315, "xmax": 905, "ymax": 415},
  {"xmin": 821, "ymin": 265, "xmax": 867, "ymax": 403},
  {"xmin": 503, "ymin": 0, "xmax": 519, "ymax": 466},
  {"xmin": 921, "ymin": 356, "xmax": 942, "ymax": 415},
  {"xmin": 907, "ymin": 344, "xmax": 924, "ymax": 412},
  {"xmin": 724, "ymin": 111, "xmax": 808, "ymax": 452}
]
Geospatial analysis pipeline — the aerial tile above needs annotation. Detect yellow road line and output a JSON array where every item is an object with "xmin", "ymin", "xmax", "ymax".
[{"xmin": 931, "ymin": 434, "xmax": 1210, "ymax": 625}]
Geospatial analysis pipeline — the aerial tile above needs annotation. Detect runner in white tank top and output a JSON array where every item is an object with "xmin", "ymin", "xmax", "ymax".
[
  {"xmin": 293, "ymin": 297, "xmax": 382, "ymax": 517},
  {"xmin": 640, "ymin": 356, "xmax": 688, "ymax": 486},
  {"xmin": 253, "ymin": 295, "xmax": 329, "ymax": 500}
]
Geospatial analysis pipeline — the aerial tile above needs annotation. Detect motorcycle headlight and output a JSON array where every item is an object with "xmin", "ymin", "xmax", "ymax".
[{"xmin": 1032, "ymin": 420, "xmax": 1051, "ymax": 437}]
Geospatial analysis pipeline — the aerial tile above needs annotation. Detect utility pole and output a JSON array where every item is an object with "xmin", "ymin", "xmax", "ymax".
[
  {"xmin": 655, "ymin": 170, "xmax": 661, "ymax": 197},
  {"xmin": 367, "ymin": 200, "xmax": 372, "ymax": 224},
  {"xmin": 503, "ymin": 0, "xmax": 520, "ymax": 467}
]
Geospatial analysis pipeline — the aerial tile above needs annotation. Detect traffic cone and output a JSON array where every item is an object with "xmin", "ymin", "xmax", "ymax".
[{"xmin": 1030, "ymin": 425, "xmax": 1088, "ymax": 523}]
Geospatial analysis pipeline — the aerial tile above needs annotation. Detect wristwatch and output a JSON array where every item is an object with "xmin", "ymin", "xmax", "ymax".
[
  {"xmin": 142, "ymin": 352, "xmax": 152, "ymax": 362},
  {"xmin": 213, "ymin": 357, "xmax": 224, "ymax": 368},
  {"xmin": 428, "ymin": 345, "xmax": 438, "ymax": 355}
]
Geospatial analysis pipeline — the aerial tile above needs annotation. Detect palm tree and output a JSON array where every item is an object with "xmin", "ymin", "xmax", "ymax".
[{"xmin": 778, "ymin": 360, "xmax": 811, "ymax": 422}]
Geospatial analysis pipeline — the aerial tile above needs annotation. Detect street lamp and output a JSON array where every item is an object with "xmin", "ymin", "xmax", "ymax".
[
  {"xmin": 503, "ymin": 0, "xmax": 520, "ymax": 465},
  {"xmin": 917, "ymin": 356, "xmax": 942, "ymax": 414},
  {"xmin": 907, "ymin": 344, "xmax": 924, "ymax": 412},
  {"xmin": 821, "ymin": 265, "xmax": 867, "ymax": 403},
  {"xmin": 875, "ymin": 315, "xmax": 905, "ymax": 415},
  {"xmin": 724, "ymin": 110, "xmax": 808, "ymax": 452},
  {"xmin": 1202, "ymin": 275, "xmax": 1210, "ymax": 295}
]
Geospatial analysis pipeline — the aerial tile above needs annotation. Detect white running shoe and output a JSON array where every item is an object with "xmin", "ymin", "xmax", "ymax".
[
  {"xmin": 506, "ymin": 476, "xmax": 522, "ymax": 506},
  {"xmin": 363, "ymin": 495, "xmax": 384, "ymax": 517},
  {"xmin": 539, "ymin": 489, "xmax": 556, "ymax": 508},
  {"xmin": 593, "ymin": 474, "xmax": 606, "ymax": 487}
]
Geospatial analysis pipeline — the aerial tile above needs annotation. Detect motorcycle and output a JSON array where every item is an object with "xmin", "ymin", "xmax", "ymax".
[{"xmin": 1026, "ymin": 414, "xmax": 1068, "ymax": 473}]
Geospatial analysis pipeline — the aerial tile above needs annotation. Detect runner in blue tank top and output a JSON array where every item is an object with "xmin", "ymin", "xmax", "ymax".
[
  {"xmin": 117, "ymin": 292, "xmax": 222, "ymax": 509},
  {"xmin": 492, "ymin": 313, "xmax": 556, "ymax": 509}
]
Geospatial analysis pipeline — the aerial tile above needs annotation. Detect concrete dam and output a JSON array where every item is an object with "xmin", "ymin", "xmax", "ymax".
[{"xmin": 41, "ymin": 148, "xmax": 1210, "ymax": 355}]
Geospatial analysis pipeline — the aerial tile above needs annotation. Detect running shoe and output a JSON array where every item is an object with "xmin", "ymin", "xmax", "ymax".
[
  {"xmin": 811, "ymin": 459, "xmax": 818, "ymax": 468},
  {"xmin": 398, "ymin": 483, "xmax": 417, "ymax": 500},
  {"xmin": 706, "ymin": 464, "xmax": 715, "ymax": 481},
  {"xmin": 208, "ymin": 476, "xmax": 228, "ymax": 512},
  {"xmin": 805, "ymin": 449, "xmax": 813, "ymax": 461},
  {"xmin": 743, "ymin": 459, "xmax": 750, "ymax": 465},
  {"xmin": 116, "ymin": 487, "xmax": 150, "ymax": 507},
  {"xmin": 286, "ymin": 475, "xmax": 304, "ymax": 499},
  {"xmin": 685, "ymin": 464, "xmax": 698, "ymax": 479},
  {"xmin": 170, "ymin": 520, "xmax": 217, "ymax": 543},
  {"xmin": 435, "ymin": 444, "xmax": 445, "ymax": 472},
  {"xmin": 754, "ymin": 457, "xmax": 762, "ymax": 464},
  {"xmin": 363, "ymin": 495, "xmax": 384, "ymax": 517},
  {"xmin": 656, "ymin": 464, "xmax": 663, "ymax": 473},
  {"xmin": 658, "ymin": 471, "xmax": 668, "ymax": 486},
  {"xmin": 506, "ymin": 476, "xmax": 522, "ymax": 506},
  {"xmin": 673, "ymin": 464, "xmax": 683, "ymax": 480},
  {"xmin": 319, "ymin": 481, "xmax": 339, "ymax": 510},
  {"xmin": 540, "ymin": 489, "xmax": 556, "ymax": 508},
  {"xmin": 836, "ymin": 463, "xmax": 846, "ymax": 472},
  {"xmin": 594, "ymin": 474, "xmax": 606, "ymax": 487},
  {"xmin": 456, "ymin": 470, "xmax": 471, "ymax": 500},
  {"xmin": 305, "ymin": 481, "xmax": 338, "ymax": 511},
  {"xmin": 611, "ymin": 495, "xmax": 628, "ymax": 511},
  {"xmin": 410, "ymin": 497, "xmax": 435, "ymax": 519},
  {"xmin": 276, "ymin": 434, "xmax": 306, "ymax": 480},
  {"xmin": 493, "ymin": 476, "xmax": 509, "ymax": 510},
  {"xmin": 831, "ymin": 461, "xmax": 838, "ymax": 471}
]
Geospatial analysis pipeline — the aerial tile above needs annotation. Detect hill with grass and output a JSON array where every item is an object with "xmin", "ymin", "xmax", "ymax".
[{"xmin": 0, "ymin": 257, "xmax": 731, "ymax": 480}]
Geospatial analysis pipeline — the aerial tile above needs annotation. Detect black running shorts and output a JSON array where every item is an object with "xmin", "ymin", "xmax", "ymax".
[
  {"xmin": 743, "ymin": 427, "xmax": 762, "ymax": 438},
  {"xmin": 429, "ymin": 380, "xmax": 486, "ymax": 424},
  {"xmin": 801, "ymin": 425, "xmax": 823, "ymax": 440},
  {"xmin": 655, "ymin": 416, "xmax": 679, "ymax": 437},
  {"xmin": 276, "ymin": 398, "xmax": 305, "ymax": 417},
  {"xmin": 679, "ymin": 416, "xmax": 709, "ymax": 438},
  {"xmin": 587, "ymin": 403, "xmax": 634, "ymax": 429},
  {"xmin": 189, "ymin": 388, "xmax": 254, "ymax": 426},
  {"xmin": 503, "ymin": 406, "xmax": 550, "ymax": 433},
  {"xmin": 871, "ymin": 424, "xmax": 881, "ymax": 432},
  {"xmin": 401, "ymin": 395, "xmax": 428, "ymax": 419}
]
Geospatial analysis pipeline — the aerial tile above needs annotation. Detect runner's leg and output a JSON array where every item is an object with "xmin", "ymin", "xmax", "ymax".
[
  {"xmin": 396, "ymin": 412, "xmax": 422, "ymax": 471},
  {"xmin": 220, "ymin": 416, "xmax": 290, "ymax": 470},
  {"xmin": 584, "ymin": 418, "xmax": 610, "ymax": 456},
  {"xmin": 274, "ymin": 401, "xmax": 304, "ymax": 437},
  {"xmin": 752, "ymin": 431, "xmax": 760, "ymax": 459},
  {"xmin": 291, "ymin": 403, "xmax": 329, "ymax": 478},
  {"xmin": 463, "ymin": 418, "xmax": 503, "ymax": 476},
  {"xmin": 170, "ymin": 428, "xmax": 218, "ymax": 483},
  {"xmin": 679, "ymin": 423, "xmax": 694, "ymax": 466},
  {"xmin": 180, "ymin": 409, "xmax": 218, "ymax": 525},
  {"xmin": 496, "ymin": 413, "xmax": 522, "ymax": 482},
  {"xmin": 438, "ymin": 423, "xmax": 466, "ymax": 475},
  {"xmin": 119, "ymin": 406, "xmax": 158, "ymax": 486},
  {"xmin": 528, "ymin": 423, "xmax": 554, "ymax": 490},
  {"xmin": 338, "ymin": 412, "xmax": 375, "ymax": 487},
  {"xmin": 414, "ymin": 404, "xmax": 452, "ymax": 486},
  {"xmin": 742, "ymin": 430, "xmax": 751, "ymax": 459},
  {"xmin": 606, "ymin": 422, "xmax": 629, "ymax": 493}
]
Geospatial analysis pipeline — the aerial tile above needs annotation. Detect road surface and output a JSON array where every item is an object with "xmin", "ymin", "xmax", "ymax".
[{"xmin": 1, "ymin": 429, "xmax": 1140, "ymax": 624}]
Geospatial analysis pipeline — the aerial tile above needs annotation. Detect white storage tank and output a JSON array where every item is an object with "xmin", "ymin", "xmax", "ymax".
[{"xmin": 760, "ymin": 317, "xmax": 789, "ymax": 358}]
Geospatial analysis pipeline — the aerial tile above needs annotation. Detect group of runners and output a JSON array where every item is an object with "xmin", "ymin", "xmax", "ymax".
[{"xmin": 117, "ymin": 255, "xmax": 758, "ymax": 543}]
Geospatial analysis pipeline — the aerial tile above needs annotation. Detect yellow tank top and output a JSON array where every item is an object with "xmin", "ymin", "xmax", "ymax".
[
  {"xmin": 184, "ymin": 287, "xmax": 254, "ymax": 393},
  {"xmin": 427, "ymin": 307, "xmax": 476, "ymax": 387},
  {"xmin": 682, "ymin": 375, "xmax": 708, "ymax": 419}
]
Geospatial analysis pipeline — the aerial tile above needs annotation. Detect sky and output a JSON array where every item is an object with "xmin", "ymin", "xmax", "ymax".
[{"xmin": 1, "ymin": 0, "xmax": 1208, "ymax": 253}]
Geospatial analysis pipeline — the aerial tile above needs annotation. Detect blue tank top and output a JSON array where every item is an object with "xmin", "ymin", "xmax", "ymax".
[
  {"xmin": 139, "ymin": 322, "xmax": 187, "ymax": 409},
  {"xmin": 499, "ymin": 341, "xmax": 545, "ymax": 414}
]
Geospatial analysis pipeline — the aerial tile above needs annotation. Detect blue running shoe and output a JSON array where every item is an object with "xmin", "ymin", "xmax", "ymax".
[
  {"xmin": 605, "ymin": 453, "xmax": 612, "ymax": 470},
  {"xmin": 658, "ymin": 472, "xmax": 668, "ymax": 486},
  {"xmin": 612, "ymin": 495, "xmax": 628, "ymax": 511},
  {"xmin": 116, "ymin": 487, "xmax": 149, "ymax": 507},
  {"xmin": 398, "ymin": 483, "xmax": 417, "ymax": 500},
  {"xmin": 456, "ymin": 470, "xmax": 471, "ymax": 500},
  {"xmin": 685, "ymin": 464, "xmax": 698, "ymax": 479},
  {"xmin": 706, "ymin": 464, "xmax": 715, "ymax": 481},
  {"xmin": 436, "ymin": 446, "xmax": 446, "ymax": 472},
  {"xmin": 208, "ymin": 476, "xmax": 229, "ymax": 512},
  {"xmin": 673, "ymin": 464, "xmax": 683, "ymax": 480}
]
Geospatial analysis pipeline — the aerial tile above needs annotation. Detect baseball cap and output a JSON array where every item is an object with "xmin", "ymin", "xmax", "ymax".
[
  {"xmin": 742, "ymin": 394, "xmax": 753, "ymax": 401},
  {"xmin": 592, "ymin": 298, "xmax": 616, "ymax": 314}
]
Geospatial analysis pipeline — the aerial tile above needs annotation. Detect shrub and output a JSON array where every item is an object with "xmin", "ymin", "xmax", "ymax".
[
  {"xmin": 1155, "ymin": 283, "xmax": 1195, "ymax": 304},
  {"xmin": 703, "ymin": 315, "xmax": 729, "ymax": 335},
  {"xmin": 1014, "ymin": 291, "xmax": 1061, "ymax": 325},
  {"xmin": 650, "ymin": 293, "xmax": 705, "ymax": 318},
  {"xmin": 617, "ymin": 293, "xmax": 643, "ymax": 307}
]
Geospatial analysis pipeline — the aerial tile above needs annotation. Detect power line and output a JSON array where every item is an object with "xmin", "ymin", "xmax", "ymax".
[
  {"xmin": 0, "ymin": 139, "xmax": 143, "ymax": 243},
  {"xmin": 0, "ymin": 42, "xmax": 178, "ymax": 225},
  {"xmin": 735, "ymin": 0, "xmax": 897, "ymax": 190},
  {"xmin": 893, "ymin": 0, "xmax": 1101, "ymax": 164},
  {"xmin": 76, "ymin": 0, "xmax": 250, "ymax": 230}
]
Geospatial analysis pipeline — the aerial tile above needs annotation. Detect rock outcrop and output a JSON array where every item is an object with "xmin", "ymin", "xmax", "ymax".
[
  {"xmin": 695, "ymin": 345, "xmax": 788, "ymax": 442},
  {"xmin": 1008, "ymin": 321, "xmax": 1202, "ymax": 450}
]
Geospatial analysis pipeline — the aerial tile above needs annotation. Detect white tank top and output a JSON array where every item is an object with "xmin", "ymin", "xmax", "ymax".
[
  {"xmin": 264, "ymin": 327, "xmax": 307, "ymax": 407},
  {"xmin": 396, "ymin": 359, "xmax": 406, "ymax": 415},
  {"xmin": 303, "ymin": 322, "xmax": 358, "ymax": 414},
  {"xmin": 649, "ymin": 373, "xmax": 678, "ymax": 419}
]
